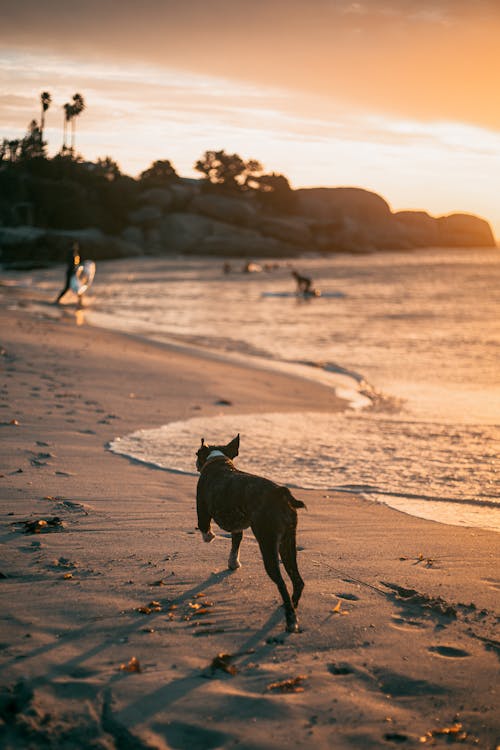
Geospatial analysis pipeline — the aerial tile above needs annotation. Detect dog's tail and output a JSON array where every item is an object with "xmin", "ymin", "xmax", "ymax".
[{"xmin": 284, "ymin": 488, "xmax": 307, "ymax": 511}]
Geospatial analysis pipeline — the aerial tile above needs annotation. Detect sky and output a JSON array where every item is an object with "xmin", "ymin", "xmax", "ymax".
[{"xmin": 1, "ymin": 0, "xmax": 499, "ymax": 239}]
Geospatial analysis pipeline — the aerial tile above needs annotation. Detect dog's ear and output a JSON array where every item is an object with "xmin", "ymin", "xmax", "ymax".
[
  {"xmin": 200, "ymin": 437, "xmax": 205, "ymax": 447},
  {"xmin": 224, "ymin": 433, "xmax": 240, "ymax": 459}
]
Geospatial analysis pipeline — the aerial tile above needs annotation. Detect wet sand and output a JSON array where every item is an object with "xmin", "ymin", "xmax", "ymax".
[{"xmin": 0, "ymin": 288, "xmax": 499, "ymax": 749}]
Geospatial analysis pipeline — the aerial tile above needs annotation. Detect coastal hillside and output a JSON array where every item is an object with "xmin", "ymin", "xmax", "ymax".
[{"xmin": 0, "ymin": 150, "xmax": 496, "ymax": 266}]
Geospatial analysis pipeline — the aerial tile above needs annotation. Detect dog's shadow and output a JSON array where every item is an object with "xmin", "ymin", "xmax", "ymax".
[
  {"xmin": 175, "ymin": 568, "xmax": 297, "ymax": 665},
  {"xmin": 172, "ymin": 567, "xmax": 295, "ymax": 641},
  {"xmin": 170, "ymin": 568, "xmax": 234, "ymax": 607},
  {"xmin": 112, "ymin": 574, "xmax": 291, "ymax": 731}
]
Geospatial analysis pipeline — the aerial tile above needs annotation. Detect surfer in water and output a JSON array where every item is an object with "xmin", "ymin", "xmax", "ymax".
[
  {"xmin": 291, "ymin": 269, "xmax": 313, "ymax": 295},
  {"xmin": 55, "ymin": 241, "xmax": 81, "ymax": 305}
]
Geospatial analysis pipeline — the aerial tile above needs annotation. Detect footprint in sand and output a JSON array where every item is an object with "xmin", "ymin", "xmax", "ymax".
[
  {"xmin": 374, "ymin": 668, "xmax": 447, "ymax": 697},
  {"xmin": 53, "ymin": 499, "xmax": 91, "ymax": 515},
  {"xmin": 482, "ymin": 578, "xmax": 500, "ymax": 592},
  {"xmin": 390, "ymin": 615, "xmax": 426, "ymax": 632},
  {"xmin": 335, "ymin": 592, "xmax": 360, "ymax": 601},
  {"xmin": 384, "ymin": 732, "xmax": 410, "ymax": 743},
  {"xmin": 428, "ymin": 645, "xmax": 470, "ymax": 658},
  {"xmin": 327, "ymin": 662, "xmax": 354, "ymax": 676},
  {"xmin": 161, "ymin": 721, "xmax": 230, "ymax": 750}
]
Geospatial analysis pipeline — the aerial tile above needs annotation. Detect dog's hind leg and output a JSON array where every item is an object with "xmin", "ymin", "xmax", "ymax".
[
  {"xmin": 228, "ymin": 531, "xmax": 243, "ymax": 570},
  {"xmin": 254, "ymin": 527, "xmax": 298, "ymax": 632},
  {"xmin": 280, "ymin": 528, "xmax": 304, "ymax": 608}
]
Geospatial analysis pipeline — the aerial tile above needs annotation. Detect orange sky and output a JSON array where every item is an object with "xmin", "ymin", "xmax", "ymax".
[{"xmin": 1, "ymin": 0, "xmax": 499, "ymax": 238}]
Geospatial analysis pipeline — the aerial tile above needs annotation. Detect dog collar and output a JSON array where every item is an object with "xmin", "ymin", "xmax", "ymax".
[
  {"xmin": 201, "ymin": 450, "xmax": 231, "ymax": 471},
  {"xmin": 207, "ymin": 450, "xmax": 226, "ymax": 460}
]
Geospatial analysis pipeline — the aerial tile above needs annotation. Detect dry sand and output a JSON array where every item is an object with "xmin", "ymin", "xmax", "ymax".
[{"xmin": 0, "ymin": 288, "xmax": 499, "ymax": 749}]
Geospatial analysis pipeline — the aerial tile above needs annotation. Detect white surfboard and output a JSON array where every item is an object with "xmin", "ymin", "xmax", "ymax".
[{"xmin": 70, "ymin": 260, "xmax": 96, "ymax": 295}]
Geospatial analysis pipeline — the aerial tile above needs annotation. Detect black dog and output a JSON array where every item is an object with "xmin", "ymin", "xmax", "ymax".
[{"xmin": 195, "ymin": 434, "xmax": 305, "ymax": 632}]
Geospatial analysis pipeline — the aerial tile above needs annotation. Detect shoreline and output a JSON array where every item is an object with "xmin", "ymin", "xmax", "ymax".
[
  {"xmin": 2, "ymin": 260, "xmax": 373, "ymax": 410},
  {"xmin": 1, "ymin": 292, "xmax": 499, "ymax": 748}
]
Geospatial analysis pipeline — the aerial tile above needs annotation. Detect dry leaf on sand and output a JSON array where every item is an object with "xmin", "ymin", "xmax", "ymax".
[
  {"xmin": 120, "ymin": 656, "xmax": 142, "ymax": 673},
  {"xmin": 136, "ymin": 601, "xmax": 162, "ymax": 615},
  {"xmin": 420, "ymin": 722, "xmax": 468, "ymax": 743},
  {"xmin": 267, "ymin": 675, "xmax": 307, "ymax": 693}
]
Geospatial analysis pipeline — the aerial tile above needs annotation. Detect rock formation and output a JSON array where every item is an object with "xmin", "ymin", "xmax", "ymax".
[{"xmin": 0, "ymin": 179, "xmax": 496, "ymax": 265}]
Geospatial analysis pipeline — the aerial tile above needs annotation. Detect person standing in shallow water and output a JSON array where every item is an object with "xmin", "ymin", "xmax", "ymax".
[
  {"xmin": 55, "ymin": 241, "xmax": 81, "ymax": 304},
  {"xmin": 291, "ymin": 269, "xmax": 313, "ymax": 294}
]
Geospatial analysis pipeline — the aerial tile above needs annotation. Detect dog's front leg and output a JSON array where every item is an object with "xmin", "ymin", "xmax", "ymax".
[
  {"xmin": 196, "ymin": 488, "xmax": 215, "ymax": 542},
  {"xmin": 228, "ymin": 531, "xmax": 243, "ymax": 569}
]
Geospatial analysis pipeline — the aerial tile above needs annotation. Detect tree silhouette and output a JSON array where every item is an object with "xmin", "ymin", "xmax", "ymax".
[
  {"xmin": 249, "ymin": 172, "xmax": 297, "ymax": 214},
  {"xmin": 139, "ymin": 159, "xmax": 178, "ymax": 186},
  {"xmin": 0, "ymin": 138, "xmax": 18, "ymax": 162},
  {"xmin": 95, "ymin": 156, "xmax": 121, "ymax": 181},
  {"xmin": 62, "ymin": 94, "xmax": 85, "ymax": 154},
  {"xmin": 70, "ymin": 93, "xmax": 85, "ymax": 151},
  {"xmin": 62, "ymin": 102, "xmax": 73, "ymax": 152},
  {"xmin": 194, "ymin": 150, "xmax": 262, "ymax": 192},
  {"xmin": 7, "ymin": 139, "xmax": 21, "ymax": 162},
  {"xmin": 40, "ymin": 91, "xmax": 51, "ymax": 139},
  {"xmin": 20, "ymin": 120, "xmax": 45, "ymax": 160}
]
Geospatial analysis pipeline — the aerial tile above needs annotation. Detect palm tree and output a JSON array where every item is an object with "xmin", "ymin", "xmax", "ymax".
[
  {"xmin": 70, "ymin": 93, "xmax": 85, "ymax": 151},
  {"xmin": 62, "ymin": 102, "xmax": 73, "ymax": 152},
  {"xmin": 40, "ymin": 91, "xmax": 51, "ymax": 139}
]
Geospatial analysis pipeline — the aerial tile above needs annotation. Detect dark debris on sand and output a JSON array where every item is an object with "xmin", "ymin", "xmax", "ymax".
[{"xmin": 14, "ymin": 517, "xmax": 64, "ymax": 534}]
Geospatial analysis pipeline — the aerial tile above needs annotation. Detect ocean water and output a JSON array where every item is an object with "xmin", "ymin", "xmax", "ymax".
[{"xmin": 25, "ymin": 248, "xmax": 500, "ymax": 532}]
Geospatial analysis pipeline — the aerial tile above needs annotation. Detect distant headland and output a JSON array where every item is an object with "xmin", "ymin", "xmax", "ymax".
[{"xmin": 0, "ymin": 104, "xmax": 496, "ymax": 266}]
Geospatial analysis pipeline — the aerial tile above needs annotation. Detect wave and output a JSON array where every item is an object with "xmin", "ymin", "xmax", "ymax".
[
  {"xmin": 333, "ymin": 485, "xmax": 500, "ymax": 509},
  {"xmin": 109, "ymin": 411, "xmax": 500, "ymax": 533}
]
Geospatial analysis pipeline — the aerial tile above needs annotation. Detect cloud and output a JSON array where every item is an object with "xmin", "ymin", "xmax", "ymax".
[
  {"xmin": 3, "ymin": 47, "xmax": 497, "ymax": 176},
  {"xmin": 1, "ymin": 0, "xmax": 499, "ymax": 131}
]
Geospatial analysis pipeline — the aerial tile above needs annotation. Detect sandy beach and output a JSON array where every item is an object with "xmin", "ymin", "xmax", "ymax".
[{"xmin": 1, "ymin": 286, "xmax": 499, "ymax": 749}]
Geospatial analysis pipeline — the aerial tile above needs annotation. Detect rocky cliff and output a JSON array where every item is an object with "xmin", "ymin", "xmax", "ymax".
[
  {"xmin": 124, "ymin": 184, "xmax": 496, "ymax": 257},
  {"xmin": 0, "ymin": 182, "xmax": 496, "ymax": 265},
  {"xmin": 294, "ymin": 187, "xmax": 495, "ymax": 253}
]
